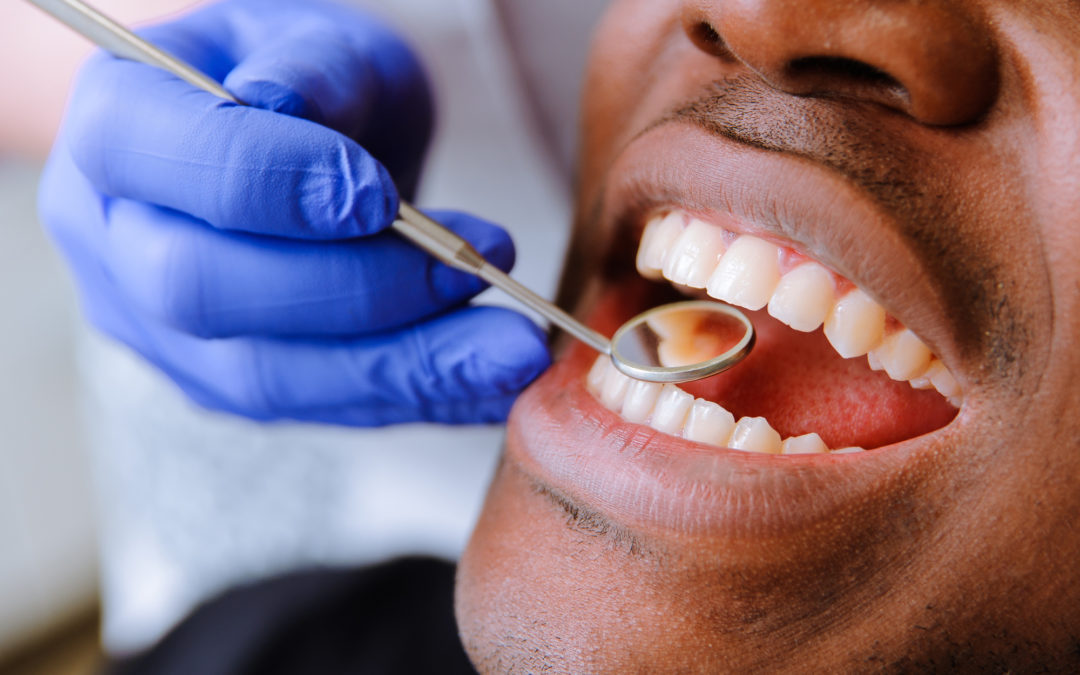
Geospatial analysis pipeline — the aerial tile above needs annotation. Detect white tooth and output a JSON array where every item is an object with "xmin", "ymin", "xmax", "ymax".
[
  {"xmin": 781, "ymin": 433, "xmax": 828, "ymax": 455},
  {"xmin": 729, "ymin": 417, "xmax": 783, "ymax": 454},
  {"xmin": 908, "ymin": 376, "xmax": 934, "ymax": 390},
  {"xmin": 621, "ymin": 379, "xmax": 663, "ymax": 424},
  {"xmin": 600, "ymin": 366, "xmax": 633, "ymax": 410},
  {"xmin": 586, "ymin": 355, "xmax": 609, "ymax": 394},
  {"xmin": 649, "ymin": 385, "xmax": 694, "ymax": 434},
  {"xmin": 823, "ymin": 289, "xmax": 886, "ymax": 358},
  {"xmin": 662, "ymin": 218, "xmax": 726, "ymax": 288},
  {"xmin": 766, "ymin": 263, "xmax": 835, "ymax": 332},
  {"xmin": 705, "ymin": 235, "xmax": 782, "ymax": 310},
  {"xmin": 683, "ymin": 399, "xmax": 736, "ymax": 446},
  {"xmin": 635, "ymin": 215, "xmax": 665, "ymax": 278},
  {"xmin": 831, "ymin": 447, "xmax": 866, "ymax": 454},
  {"xmin": 948, "ymin": 395, "xmax": 964, "ymax": 408},
  {"xmin": 871, "ymin": 329, "xmax": 932, "ymax": 381},
  {"xmin": 636, "ymin": 211, "xmax": 684, "ymax": 279},
  {"xmin": 925, "ymin": 360, "xmax": 961, "ymax": 398},
  {"xmin": 867, "ymin": 351, "xmax": 884, "ymax": 371}
]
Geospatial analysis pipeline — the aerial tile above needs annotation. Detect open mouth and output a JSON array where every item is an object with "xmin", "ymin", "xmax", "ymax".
[
  {"xmin": 584, "ymin": 208, "xmax": 960, "ymax": 455},
  {"xmin": 505, "ymin": 122, "xmax": 966, "ymax": 535}
]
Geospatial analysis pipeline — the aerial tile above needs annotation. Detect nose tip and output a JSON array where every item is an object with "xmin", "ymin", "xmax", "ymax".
[{"xmin": 681, "ymin": 0, "xmax": 1000, "ymax": 126}]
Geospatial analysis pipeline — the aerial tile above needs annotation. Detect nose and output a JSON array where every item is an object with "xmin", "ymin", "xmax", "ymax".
[{"xmin": 681, "ymin": 0, "xmax": 999, "ymax": 126}]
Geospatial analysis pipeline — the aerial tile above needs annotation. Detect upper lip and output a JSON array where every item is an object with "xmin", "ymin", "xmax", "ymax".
[{"xmin": 596, "ymin": 119, "xmax": 963, "ymax": 379}]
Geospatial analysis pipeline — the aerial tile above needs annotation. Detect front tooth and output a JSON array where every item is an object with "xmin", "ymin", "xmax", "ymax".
[
  {"xmin": 683, "ymin": 399, "xmax": 736, "ymax": 446},
  {"xmin": 823, "ymin": 289, "xmax": 886, "ymax": 358},
  {"xmin": 662, "ymin": 218, "xmax": 726, "ymax": 288},
  {"xmin": 729, "ymin": 417, "xmax": 783, "ymax": 454},
  {"xmin": 600, "ymin": 366, "xmax": 633, "ymax": 410},
  {"xmin": 871, "ymin": 329, "xmax": 932, "ymax": 381},
  {"xmin": 636, "ymin": 211, "xmax": 684, "ymax": 279},
  {"xmin": 621, "ymin": 379, "xmax": 663, "ymax": 423},
  {"xmin": 705, "ymin": 235, "xmax": 782, "ymax": 310},
  {"xmin": 867, "ymin": 351, "xmax": 884, "ymax": 371},
  {"xmin": 766, "ymin": 263, "xmax": 836, "ymax": 332},
  {"xmin": 782, "ymin": 433, "xmax": 828, "ymax": 455},
  {"xmin": 831, "ymin": 447, "xmax": 866, "ymax": 454},
  {"xmin": 649, "ymin": 385, "xmax": 694, "ymax": 434}
]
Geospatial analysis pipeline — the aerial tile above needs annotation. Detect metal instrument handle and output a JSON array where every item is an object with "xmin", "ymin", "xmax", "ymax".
[{"xmin": 393, "ymin": 205, "xmax": 610, "ymax": 354}]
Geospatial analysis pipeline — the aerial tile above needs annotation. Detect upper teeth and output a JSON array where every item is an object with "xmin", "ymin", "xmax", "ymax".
[{"xmin": 636, "ymin": 210, "xmax": 962, "ymax": 405}]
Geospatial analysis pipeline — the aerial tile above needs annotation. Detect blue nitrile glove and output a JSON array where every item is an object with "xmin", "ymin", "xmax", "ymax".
[{"xmin": 38, "ymin": 0, "xmax": 550, "ymax": 426}]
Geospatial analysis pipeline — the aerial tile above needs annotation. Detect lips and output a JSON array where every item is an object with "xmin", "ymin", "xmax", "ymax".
[{"xmin": 506, "ymin": 120, "xmax": 964, "ymax": 534}]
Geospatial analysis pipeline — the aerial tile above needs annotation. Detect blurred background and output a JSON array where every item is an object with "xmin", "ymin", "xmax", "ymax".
[
  {"xmin": 1, "ymin": 5, "xmax": 196, "ymax": 670},
  {"xmin": 0, "ymin": 0, "xmax": 604, "ymax": 671}
]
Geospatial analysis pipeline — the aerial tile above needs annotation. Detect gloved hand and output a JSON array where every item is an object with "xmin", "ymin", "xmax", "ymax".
[{"xmin": 38, "ymin": 0, "xmax": 550, "ymax": 426}]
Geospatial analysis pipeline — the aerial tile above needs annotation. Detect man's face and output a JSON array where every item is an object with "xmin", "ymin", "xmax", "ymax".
[{"xmin": 457, "ymin": 0, "xmax": 1080, "ymax": 670}]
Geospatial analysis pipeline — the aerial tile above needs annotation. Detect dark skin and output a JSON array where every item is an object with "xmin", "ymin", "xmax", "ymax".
[{"xmin": 456, "ymin": 0, "xmax": 1080, "ymax": 672}]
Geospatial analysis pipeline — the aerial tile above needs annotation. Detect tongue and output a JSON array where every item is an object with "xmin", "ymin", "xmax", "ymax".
[{"xmin": 679, "ymin": 309, "xmax": 957, "ymax": 449}]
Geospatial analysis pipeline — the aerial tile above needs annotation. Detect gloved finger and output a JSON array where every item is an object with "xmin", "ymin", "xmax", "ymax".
[
  {"xmin": 105, "ymin": 202, "xmax": 516, "ymax": 338},
  {"xmin": 221, "ymin": 26, "xmax": 381, "ymax": 131},
  {"xmin": 136, "ymin": 0, "xmax": 433, "ymax": 196},
  {"xmin": 219, "ymin": 22, "xmax": 432, "ymax": 198},
  {"xmin": 140, "ymin": 4, "xmax": 431, "ymax": 138},
  {"xmin": 66, "ymin": 55, "xmax": 397, "ymax": 240},
  {"xmin": 121, "ymin": 305, "xmax": 551, "ymax": 426},
  {"xmin": 132, "ymin": 0, "xmax": 388, "ymax": 86}
]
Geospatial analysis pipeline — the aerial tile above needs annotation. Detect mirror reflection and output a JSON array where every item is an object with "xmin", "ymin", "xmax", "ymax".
[{"xmin": 611, "ymin": 301, "xmax": 754, "ymax": 382}]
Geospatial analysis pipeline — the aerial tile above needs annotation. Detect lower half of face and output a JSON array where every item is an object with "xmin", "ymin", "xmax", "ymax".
[{"xmin": 457, "ymin": 1, "xmax": 1080, "ymax": 671}]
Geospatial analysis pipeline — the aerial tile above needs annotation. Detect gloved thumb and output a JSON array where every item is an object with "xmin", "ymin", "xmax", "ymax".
[{"xmin": 222, "ymin": 20, "xmax": 432, "ymax": 145}]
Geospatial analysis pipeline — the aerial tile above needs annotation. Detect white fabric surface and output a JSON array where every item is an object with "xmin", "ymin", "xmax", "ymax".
[{"xmin": 83, "ymin": 0, "xmax": 606, "ymax": 653}]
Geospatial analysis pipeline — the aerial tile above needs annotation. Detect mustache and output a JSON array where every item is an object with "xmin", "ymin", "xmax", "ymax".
[{"xmin": 662, "ymin": 75, "xmax": 920, "ymax": 216}]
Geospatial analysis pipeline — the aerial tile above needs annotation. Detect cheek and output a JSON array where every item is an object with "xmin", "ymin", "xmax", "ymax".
[{"xmin": 456, "ymin": 462, "xmax": 708, "ymax": 674}]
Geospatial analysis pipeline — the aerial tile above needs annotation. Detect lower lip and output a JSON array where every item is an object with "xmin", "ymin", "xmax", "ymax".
[{"xmin": 505, "ymin": 284, "xmax": 949, "ymax": 538}]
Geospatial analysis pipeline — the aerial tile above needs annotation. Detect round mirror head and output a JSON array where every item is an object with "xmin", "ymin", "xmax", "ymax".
[{"xmin": 610, "ymin": 300, "xmax": 755, "ymax": 383}]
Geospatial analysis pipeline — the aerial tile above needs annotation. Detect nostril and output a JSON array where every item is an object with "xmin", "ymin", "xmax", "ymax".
[
  {"xmin": 687, "ymin": 20, "xmax": 735, "ymax": 61},
  {"xmin": 693, "ymin": 21, "xmax": 721, "ymax": 46},
  {"xmin": 788, "ymin": 57, "xmax": 902, "ymax": 91},
  {"xmin": 784, "ymin": 56, "xmax": 910, "ymax": 110}
]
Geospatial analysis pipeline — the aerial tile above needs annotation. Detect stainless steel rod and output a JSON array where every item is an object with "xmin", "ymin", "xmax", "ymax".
[
  {"xmin": 393, "ymin": 205, "xmax": 611, "ymax": 354},
  {"xmin": 475, "ymin": 264, "xmax": 611, "ymax": 354}
]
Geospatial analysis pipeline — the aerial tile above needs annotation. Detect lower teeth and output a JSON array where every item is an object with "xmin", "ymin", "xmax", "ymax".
[{"xmin": 586, "ymin": 355, "xmax": 865, "ymax": 456}]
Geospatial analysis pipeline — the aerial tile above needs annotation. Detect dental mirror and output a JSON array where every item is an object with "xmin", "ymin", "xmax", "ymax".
[
  {"xmin": 27, "ymin": 0, "xmax": 756, "ymax": 383},
  {"xmin": 610, "ymin": 301, "xmax": 754, "ymax": 383}
]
